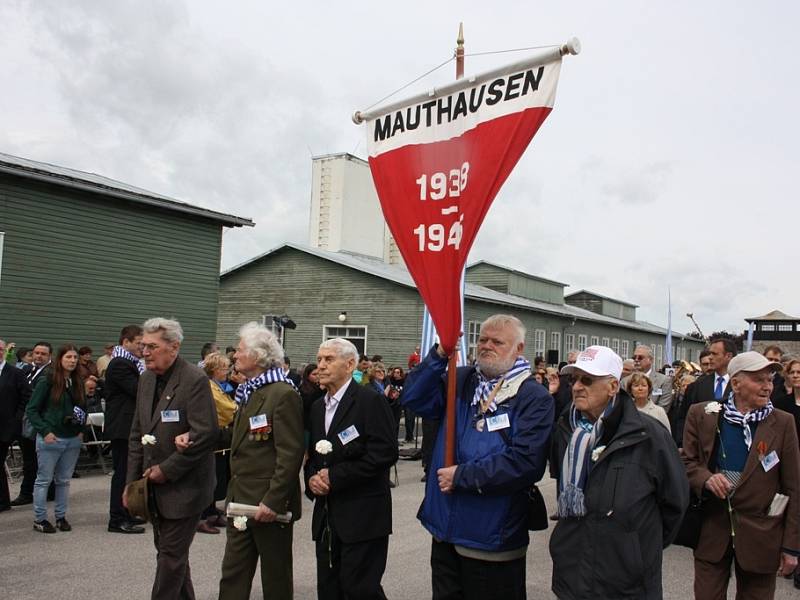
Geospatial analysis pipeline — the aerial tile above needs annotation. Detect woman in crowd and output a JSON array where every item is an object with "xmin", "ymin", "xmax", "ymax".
[
  {"xmin": 26, "ymin": 344, "xmax": 86, "ymax": 533},
  {"xmin": 669, "ymin": 373, "xmax": 697, "ymax": 447},
  {"xmin": 365, "ymin": 361, "xmax": 388, "ymax": 395},
  {"xmin": 533, "ymin": 367, "xmax": 548, "ymax": 385},
  {"xmin": 298, "ymin": 363, "xmax": 324, "ymax": 446},
  {"xmin": 198, "ymin": 352, "xmax": 238, "ymax": 534},
  {"xmin": 626, "ymin": 372, "xmax": 671, "ymax": 432},
  {"xmin": 774, "ymin": 358, "xmax": 800, "ymax": 444}
]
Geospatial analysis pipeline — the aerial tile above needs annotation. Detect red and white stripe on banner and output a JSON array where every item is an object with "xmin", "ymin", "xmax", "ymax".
[{"xmin": 359, "ymin": 45, "xmax": 573, "ymax": 354}]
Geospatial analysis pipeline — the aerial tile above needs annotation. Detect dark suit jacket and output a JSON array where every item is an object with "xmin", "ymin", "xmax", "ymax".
[
  {"xmin": 104, "ymin": 357, "xmax": 140, "ymax": 440},
  {"xmin": 226, "ymin": 381, "xmax": 305, "ymax": 520},
  {"xmin": 773, "ymin": 389, "xmax": 800, "ymax": 449},
  {"xmin": 685, "ymin": 373, "xmax": 732, "ymax": 407},
  {"xmin": 127, "ymin": 357, "xmax": 219, "ymax": 519},
  {"xmin": 683, "ymin": 401, "xmax": 800, "ymax": 573},
  {"xmin": 305, "ymin": 380, "xmax": 398, "ymax": 544},
  {"xmin": 0, "ymin": 363, "xmax": 31, "ymax": 442}
]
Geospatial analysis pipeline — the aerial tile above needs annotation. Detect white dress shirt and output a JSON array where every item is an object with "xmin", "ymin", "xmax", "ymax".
[{"xmin": 324, "ymin": 379, "xmax": 352, "ymax": 434}]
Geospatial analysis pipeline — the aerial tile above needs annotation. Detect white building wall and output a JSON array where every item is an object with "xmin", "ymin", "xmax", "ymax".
[{"xmin": 309, "ymin": 153, "xmax": 401, "ymax": 264}]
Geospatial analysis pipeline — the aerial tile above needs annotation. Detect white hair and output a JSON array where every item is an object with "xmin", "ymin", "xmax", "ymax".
[
  {"xmin": 319, "ymin": 338, "xmax": 358, "ymax": 363},
  {"xmin": 481, "ymin": 314, "xmax": 526, "ymax": 346},
  {"xmin": 634, "ymin": 345, "xmax": 653, "ymax": 358},
  {"xmin": 238, "ymin": 322, "xmax": 284, "ymax": 369},
  {"xmin": 142, "ymin": 318, "xmax": 184, "ymax": 344}
]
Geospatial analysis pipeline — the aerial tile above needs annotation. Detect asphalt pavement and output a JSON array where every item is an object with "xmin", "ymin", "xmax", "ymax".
[{"xmin": 1, "ymin": 448, "xmax": 797, "ymax": 599}]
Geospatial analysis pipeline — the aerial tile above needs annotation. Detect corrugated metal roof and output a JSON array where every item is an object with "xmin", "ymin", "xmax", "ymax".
[
  {"xmin": 466, "ymin": 260, "xmax": 568, "ymax": 287},
  {"xmin": 223, "ymin": 242, "xmax": 695, "ymax": 338},
  {"xmin": 565, "ymin": 289, "xmax": 639, "ymax": 308},
  {"xmin": 0, "ymin": 151, "xmax": 254, "ymax": 227}
]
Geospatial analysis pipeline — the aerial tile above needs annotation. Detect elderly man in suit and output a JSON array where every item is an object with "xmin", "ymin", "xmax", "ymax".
[
  {"xmin": 215, "ymin": 322, "xmax": 305, "ymax": 600},
  {"xmin": 623, "ymin": 345, "xmax": 673, "ymax": 413},
  {"xmin": 0, "ymin": 339, "xmax": 32, "ymax": 512},
  {"xmin": 125, "ymin": 318, "xmax": 218, "ymax": 600},
  {"xmin": 306, "ymin": 337, "xmax": 398, "ymax": 600},
  {"xmin": 683, "ymin": 351, "xmax": 800, "ymax": 599}
]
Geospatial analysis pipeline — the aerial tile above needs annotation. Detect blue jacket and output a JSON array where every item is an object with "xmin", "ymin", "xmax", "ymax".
[{"xmin": 402, "ymin": 348, "xmax": 554, "ymax": 552}]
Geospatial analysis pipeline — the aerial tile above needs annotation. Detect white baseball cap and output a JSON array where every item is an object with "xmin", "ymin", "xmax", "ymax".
[
  {"xmin": 728, "ymin": 351, "xmax": 783, "ymax": 377},
  {"xmin": 560, "ymin": 345, "xmax": 623, "ymax": 381}
]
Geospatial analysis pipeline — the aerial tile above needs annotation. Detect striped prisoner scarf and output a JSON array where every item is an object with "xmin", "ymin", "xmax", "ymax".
[
  {"xmin": 235, "ymin": 368, "xmax": 296, "ymax": 406},
  {"xmin": 472, "ymin": 357, "xmax": 531, "ymax": 413},
  {"xmin": 557, "ymin": 398, "xmax": 617, "ymax": 518},
  {"xmin": 112, "ymin": 345, "xmax": 145, "ymax": 374},
  {"xmin": 722, "ymin": 391, "xmax": 773, "ymax": 451}
]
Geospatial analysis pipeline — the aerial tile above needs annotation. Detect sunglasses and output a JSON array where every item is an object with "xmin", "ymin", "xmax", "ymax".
[
  {"xmin": 569, "ymin": 374, "xmax": 603, "ymax": 387},
  {"xmin": 632, "ymin": 355, "xmax": 647, "ymax": 361}
]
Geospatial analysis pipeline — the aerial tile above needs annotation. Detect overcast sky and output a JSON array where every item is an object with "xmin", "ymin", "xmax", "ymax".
[{"xmin": 1, "ymin": 1, "xmax": 796, "ymax": 336}]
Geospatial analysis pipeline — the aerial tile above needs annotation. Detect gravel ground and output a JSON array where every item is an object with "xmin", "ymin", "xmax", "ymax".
[{"xmin": 1, "ymin": 449, "xmax": 796, "ymax": 599}]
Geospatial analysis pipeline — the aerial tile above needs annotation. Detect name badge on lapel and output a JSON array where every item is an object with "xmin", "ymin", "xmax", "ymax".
[
  {"xmin": 161, "ymin": 410, "xmax": 180, "ymax": 423},
  {"xmin": 761, "ymin": 450, "xmax": 780, "ymax": 472},
  {"xmin": 249, "ymin": 414, "xmax": 271, "ymax": 441},
  {"xmin": 652, "ymin": 389, "xmax": 663, "ymax": 396},
  {"xmin": 338, "ymin": 425, "xmax": 360, "ymax": 445},
  {"xmin": 486, "ymin": 413, "xmax": 510, "ymax": 432}
]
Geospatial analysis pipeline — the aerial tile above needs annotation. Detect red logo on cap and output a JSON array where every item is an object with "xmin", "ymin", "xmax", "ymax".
[{"xmin": 580, "ymin": 348, "xmax": 599, "ymax": 361}]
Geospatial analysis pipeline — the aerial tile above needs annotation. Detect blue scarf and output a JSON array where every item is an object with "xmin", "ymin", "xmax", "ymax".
[
  {"xmin": 235, "ymin": 368, "xmax": 295, "ymax": 406},
  {"xmin": 112, "ymin": 345, "xmax": 145, "ymax": 374},
  {"xmin": 557, "ymin": 398, "xmax": 617, "ymax": 518},
  {"xmin": 722, "ymin": 391, "xmax": 773, "ymax": 451},
  {"xmin": 472, "ymin": 357, "xmax": 531, "ymax": 413}
]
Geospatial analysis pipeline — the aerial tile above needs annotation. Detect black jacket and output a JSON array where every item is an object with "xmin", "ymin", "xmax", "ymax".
[
  {"xmin": 305, "ymin": 380, "xmax": 398, "ymax": 544},
  {"xmin": 773, "ymin": 388, "xmax": 800, "ymax": 448},
  {"xmin": 0, "ymin": 363, "xmax": 31, "ymax": 442},
  {"xmin": 549, "ymin": 392, "xmax": 689, "ymax": 600},
  {"xmin": 104, "ymin": 357, "xmax": 140, "ymax": 440}
]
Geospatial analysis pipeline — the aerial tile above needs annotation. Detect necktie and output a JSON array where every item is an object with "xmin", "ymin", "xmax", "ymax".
[{"xmin": 714, "ymin": 376, "xmax": 724, "ymax": 400}]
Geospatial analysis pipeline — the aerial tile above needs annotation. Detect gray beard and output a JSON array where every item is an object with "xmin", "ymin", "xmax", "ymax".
[{"xmin": 477, "ymin": 356, "xmax": 516, "ymax": 380}]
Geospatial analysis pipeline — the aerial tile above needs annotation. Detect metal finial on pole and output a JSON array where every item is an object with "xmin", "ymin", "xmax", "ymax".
[{"xmin": 455, "ymin": 22, "xmax": 464, "ymax": 80}]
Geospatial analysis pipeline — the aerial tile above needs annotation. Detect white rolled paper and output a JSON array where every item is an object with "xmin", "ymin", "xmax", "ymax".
[{"xmin": 226, "ymin": 502, "xmax": 292, "ymax": 523}]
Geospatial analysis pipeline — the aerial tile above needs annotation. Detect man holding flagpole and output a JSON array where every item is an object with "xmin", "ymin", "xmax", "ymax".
[{"xmin": 403, "ymin": 315, "xmax": 553, "ymax": 599}]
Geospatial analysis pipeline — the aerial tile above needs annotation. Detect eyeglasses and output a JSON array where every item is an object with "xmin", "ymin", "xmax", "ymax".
[
  {"xmin": 142, "ymin": 343, "xmax": 163, "ymax": 352},
  {"xmin": 569, "ymin": 374, "xmax": 602, "ymax": 387},
  {"xmin": 632, "ymin": 355, "xmax": 647, "ymax": 361}
]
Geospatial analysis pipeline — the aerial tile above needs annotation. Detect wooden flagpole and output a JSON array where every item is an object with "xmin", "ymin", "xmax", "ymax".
[{"xmin": 444, "ymin": 23, "xmax": 465, "ymax": 467}]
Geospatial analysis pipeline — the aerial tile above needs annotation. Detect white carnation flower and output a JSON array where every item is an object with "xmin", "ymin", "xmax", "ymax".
[
  {"xmin": 591, "ymin": 445, "xmax": 606, "ymax": 462},
  {"xmin": 233, "ymin": 516, "xmax": 248, "ymax": 531},
  {"xmin": 704, "ymin": 401, "xmax": 722, "ymax": 414},
  {"xmin": 141, "ymin": 434, "xmax": 157, "ymax": 446},
  {"xmin": 315, "ymin": 440, "xmax": 333, "ymax": 455}
]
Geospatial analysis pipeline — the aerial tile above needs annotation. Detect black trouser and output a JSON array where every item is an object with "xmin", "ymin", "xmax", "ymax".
[
  {"xmin": 316, "ymin": 527, "xmax": 388, "ymax": 600},
  {"xmin": 13, "ymin": 435, "xmax": 37, "ymax": 497},
  {"xmin": 421, "ymin": 418, "xmax": 440, "ymax": 473},
  {"xmin": 430, "ymin": 539, "xmax": 526, "ymax": 600},
  {"xmin": 403, "ymin": 407, "xmax": 416, "ymax": 441},
  {"xmin": 0, "ymin": 440, "xmax": 11, "ymax": 507},
  {"xmin": 109, "ymin": 438, "xmax": 130, "ymax": 523}
]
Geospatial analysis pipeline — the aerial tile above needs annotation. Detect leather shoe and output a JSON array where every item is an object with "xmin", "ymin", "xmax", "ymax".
[
  {"xmin": 209, "ymin": 514, "xmax": 228, "ymax": 528},
  {"xmin": 0, "ymin": 504, "xmax": 11, "ymax": 513},
  {"xmin": 108, "ymin": 522, "xmax": 145, "ymax": 534},
  {"xmin": 127, "ymin": 516, "xmax": 146, "ymax": 526},
  {"xmin": 10, "ymin": 495, "xmax": 32, "ymax": 506},
  {"xmin": 196, "ymin": 520, "xmax": 219, "ymax": 534}
]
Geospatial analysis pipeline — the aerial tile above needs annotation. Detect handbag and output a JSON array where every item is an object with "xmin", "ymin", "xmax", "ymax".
[
  {"xmin": 673, "ymin": 493, "xmax": 704, "ymax": 549},
  {"xmin": 526, "ymin": 485, "xmax": 549, "ymax": 531}
]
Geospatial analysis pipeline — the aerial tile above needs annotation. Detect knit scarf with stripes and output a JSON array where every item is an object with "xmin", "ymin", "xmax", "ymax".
[
  {"xmin": 472, "ymin": 357, "xmax": 531, "ymax": 413},
  {"xmin": 557, "ymin": 398, "xmax": 617, "ymax": 518},
  {"xmin": 112, "ymin": 345, "xmax": 145, "ymax": 374},
  {"xmin": 722, "ymin": 391, "xmax": 773, "ymax": 451},
  {"xmin": 235, "ymin": 368, "xmax": 295, "ymax": 406}
]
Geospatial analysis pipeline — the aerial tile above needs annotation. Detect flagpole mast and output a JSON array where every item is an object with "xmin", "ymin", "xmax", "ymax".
[{"xmin": 444, "ymin": 23, "xmax": 465, "ymax": 468}]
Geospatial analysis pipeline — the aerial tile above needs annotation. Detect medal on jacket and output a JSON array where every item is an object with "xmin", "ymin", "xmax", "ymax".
[
  {"xmin": 474, "ymin": 379, "xmax": 504, "ymax": 432},
  {"xmin": 249, "ymin": 414, "xmax": 271, "ymax": 441}
]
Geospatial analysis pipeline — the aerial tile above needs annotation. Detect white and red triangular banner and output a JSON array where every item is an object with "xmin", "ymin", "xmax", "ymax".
[{"xmin": 363, "ymin": 55, "xmax": 563, "ymax": 353}]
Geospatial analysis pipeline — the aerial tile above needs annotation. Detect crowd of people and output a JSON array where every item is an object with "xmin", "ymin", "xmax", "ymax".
[{"xmin": 2, "ymin": 319, "xmax": 800, "ymax": 600}]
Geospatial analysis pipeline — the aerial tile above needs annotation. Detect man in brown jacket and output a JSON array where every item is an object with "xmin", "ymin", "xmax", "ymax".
[
  {"xmin": 683, "ymin": 351, "xmax": 800, "ymax": 599},
  {"xmin": 125, "ymin": 318, "xmax": 219, "ymax": 600}
]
